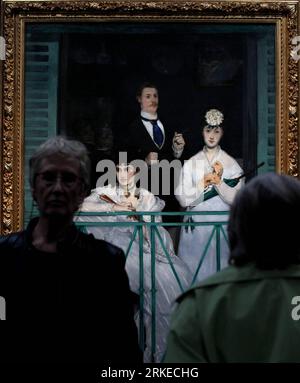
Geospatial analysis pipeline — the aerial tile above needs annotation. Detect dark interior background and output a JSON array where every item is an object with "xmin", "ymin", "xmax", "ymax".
[{"xmin": 59, "ymin": 27, "xmax": 251, "ymax": 187}]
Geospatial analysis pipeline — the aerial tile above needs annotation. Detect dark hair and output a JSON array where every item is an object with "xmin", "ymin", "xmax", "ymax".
[
  {"xmin": 228, "ymin": 173, "xmax": 300, "ymax": 269},
  {"xmin": 136, "ymin": 82, "xmax": 158, "ymax": 98},
  {"xmin": 203, "ymin": 124, "xmax": 224, "ymax": 131}
]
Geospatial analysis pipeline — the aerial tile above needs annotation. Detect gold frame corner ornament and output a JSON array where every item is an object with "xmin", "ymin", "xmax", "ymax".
[{"xmin": 1, "ymin": 0, "xmax": 299, "ymax": 233}]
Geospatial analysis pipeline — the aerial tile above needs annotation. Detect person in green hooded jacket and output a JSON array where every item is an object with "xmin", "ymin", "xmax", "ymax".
[{"xmin": 164, "ymin": 172, "xmax": 300, "ymax": 363}]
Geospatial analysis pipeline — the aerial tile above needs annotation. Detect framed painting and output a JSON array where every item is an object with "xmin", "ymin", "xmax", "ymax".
[{"xmin": 0, "ymin": 0, "xmax": 299, "ymax": 233}]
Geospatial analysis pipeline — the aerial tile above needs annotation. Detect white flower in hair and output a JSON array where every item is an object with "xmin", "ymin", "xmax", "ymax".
[{"xmin": 205, "ymin": 109, "xmax": 224, "ymax": 127}]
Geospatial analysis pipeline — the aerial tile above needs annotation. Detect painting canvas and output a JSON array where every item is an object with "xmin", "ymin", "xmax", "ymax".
[
  {"xmin": 0, "ymin": 0, "xmax": 298, "ymax": 232},
  {"xmin": 23, "ymin": 22, "xmax": 276, "ymax": 222}
]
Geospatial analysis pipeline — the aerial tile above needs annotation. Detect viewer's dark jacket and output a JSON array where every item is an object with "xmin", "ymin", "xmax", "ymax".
[{"xmin": 0, "ymin": 218, "xmax": 141, "ymax": 363}]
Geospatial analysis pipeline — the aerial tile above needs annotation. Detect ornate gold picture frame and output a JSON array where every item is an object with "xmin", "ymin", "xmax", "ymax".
[{"xmin": 1, "ymin": 0, "xmax": 299, "ymax": 234}]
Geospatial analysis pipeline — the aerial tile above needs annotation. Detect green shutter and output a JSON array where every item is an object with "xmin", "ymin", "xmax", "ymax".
[
  {"xmin": 24, "ymin": 41, "xmax": 59, "ymax": 225},
  {"xmin": 257, "ymin": 34, "xmax": 275, "ymax": 173}
]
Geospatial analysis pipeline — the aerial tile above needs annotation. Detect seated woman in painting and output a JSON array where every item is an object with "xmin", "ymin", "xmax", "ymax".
[
  {"xmin": 175, "ymin": 109, "xmax": 244, "ymax": 284},
  {"xmin": 76, "ymin": 162, "xmax": 191, "ymax": 363}
]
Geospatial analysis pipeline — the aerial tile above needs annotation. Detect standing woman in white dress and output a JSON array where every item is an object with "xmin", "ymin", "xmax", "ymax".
[
  {"xmin": 175, "ymin": 109, "xmax": 244, "ymax": 284},
  {"xmin": 76, "ymin": 163, "xmax": 191, "ymax": 362}
]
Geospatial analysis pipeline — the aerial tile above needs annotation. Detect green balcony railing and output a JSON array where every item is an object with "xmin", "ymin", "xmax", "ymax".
[{"xmin": 75, "ymin": 210, "xmax": 229, "ymax": 362}]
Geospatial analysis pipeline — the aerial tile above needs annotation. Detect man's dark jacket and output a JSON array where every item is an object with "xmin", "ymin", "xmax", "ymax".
[
  {"xmin": 122, "ymin": 118, "xmax": 182, "ymax": 220},
  {"xmin": 125, "ymin": 118, "xmax": 175, "ymax": 162},
  {"xmin": 0, "ymin": 218, "xmax": 141, "ymax": 363}
]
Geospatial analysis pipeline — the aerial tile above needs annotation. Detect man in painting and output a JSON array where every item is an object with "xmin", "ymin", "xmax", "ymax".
[
  {"xmin": 125, "ymin": 81, "xmax": 185, "ymax": 166},
  {"xmin": 120, "ymin": 82, "xmax": 186, "ymax": 227}
]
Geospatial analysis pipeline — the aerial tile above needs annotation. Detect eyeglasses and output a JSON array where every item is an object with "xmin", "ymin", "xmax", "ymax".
[{"xmin": 36, "ymin": 171, "xmax": 82, "ymax": 188}]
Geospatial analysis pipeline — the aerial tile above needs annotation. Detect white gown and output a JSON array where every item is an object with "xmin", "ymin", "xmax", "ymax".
[
  {"xmin": 75, "ymin": 185, "xmax": 192, "ymax": 362},
  {"xmin": 175, "ymin": 146, "xmax": 243, "ymax": 284}
]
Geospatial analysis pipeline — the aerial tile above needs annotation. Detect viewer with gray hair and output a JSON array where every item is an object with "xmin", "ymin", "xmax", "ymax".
[
  {"xmin": 0, "ymin": 136, "xmax": 141, "ymax": 363},
  {"xmin": 29, "ymin": 135, "xmax": 91, "ymax": 193}
]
